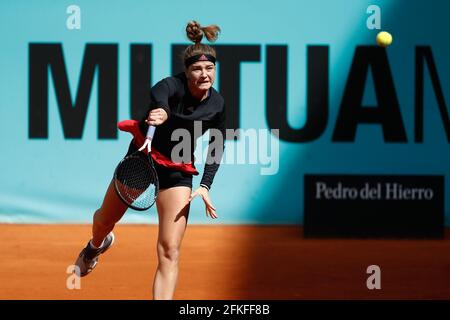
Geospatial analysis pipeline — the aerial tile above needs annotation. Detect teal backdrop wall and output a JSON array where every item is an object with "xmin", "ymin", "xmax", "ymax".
[{"xmin": 1, "ymin": 0, "xmax": 449, "ymax": 224}]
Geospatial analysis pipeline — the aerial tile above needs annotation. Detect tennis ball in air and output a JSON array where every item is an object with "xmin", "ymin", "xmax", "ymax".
[{"xmin": 376, "ymin": 31, "xmax": 393, "ymax": 48}]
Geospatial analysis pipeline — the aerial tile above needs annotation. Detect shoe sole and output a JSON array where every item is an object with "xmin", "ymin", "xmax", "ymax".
[
  {"xmin": 100, "ymin": 232, "xmax": 115, "ymax": 254},
  {"xmin": 77, "ymin": 232, "xmax": 115, "ymax": 277}
]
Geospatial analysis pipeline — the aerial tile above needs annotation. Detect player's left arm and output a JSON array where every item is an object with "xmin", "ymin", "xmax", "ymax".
[{"xmin": 190, "ymin": 106, "xmax": 226, "ymax": 219}]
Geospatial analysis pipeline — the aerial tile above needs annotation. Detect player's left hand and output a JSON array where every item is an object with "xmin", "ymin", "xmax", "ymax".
[{"xmin": 189, "ymin": 186, "xmax": 218, "ymax": 219}]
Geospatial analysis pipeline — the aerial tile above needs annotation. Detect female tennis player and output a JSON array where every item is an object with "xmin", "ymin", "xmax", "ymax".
[{"xmin": 74, "ymin": 20, "xmax": 225, "ymax": 300}]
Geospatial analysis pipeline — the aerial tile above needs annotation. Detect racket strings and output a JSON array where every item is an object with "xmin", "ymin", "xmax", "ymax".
[{"xmin": 115, "ymin": 153, "xmax": 157, "ymax": 209}]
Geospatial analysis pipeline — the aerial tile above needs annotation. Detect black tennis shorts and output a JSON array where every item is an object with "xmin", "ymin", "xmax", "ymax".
[{"xmin": 124, "ymin": 141, "xmax": 193, "ymax": 189}]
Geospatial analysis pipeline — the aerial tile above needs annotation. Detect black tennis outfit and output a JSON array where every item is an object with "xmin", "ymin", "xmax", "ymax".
[{"xmin": 126, "ymin": 72, "xmax": 225, "ymax": 190}]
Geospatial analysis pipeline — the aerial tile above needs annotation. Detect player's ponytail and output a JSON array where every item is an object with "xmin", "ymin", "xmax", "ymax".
[{"xmin": 184, "ymin": 21, "xmax": 220, "ymax": 68}]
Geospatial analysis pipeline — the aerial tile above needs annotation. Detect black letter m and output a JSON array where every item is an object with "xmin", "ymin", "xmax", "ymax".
[{"xmin": 29, "ymin": 43, "xmax": 117, "ymax": 139}]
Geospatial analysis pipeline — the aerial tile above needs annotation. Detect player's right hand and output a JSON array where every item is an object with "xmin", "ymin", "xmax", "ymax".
[{"xmin": 145, "ymin": 108, "xmax": 168, "ymax": 126}]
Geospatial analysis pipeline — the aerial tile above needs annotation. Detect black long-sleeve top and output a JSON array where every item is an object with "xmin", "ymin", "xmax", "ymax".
[{"xmin": 139, "ymin": 72, "xmax": 226, "ymax": 190}]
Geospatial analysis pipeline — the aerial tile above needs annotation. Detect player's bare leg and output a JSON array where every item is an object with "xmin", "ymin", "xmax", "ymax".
[
  {"xmin": 74, "ymin": 180, "xmax": 128, "ymax": 276},
  {"xmin": 92, "ymin": 179, "xmax": 129, "ymax": 247},
  {"xmin": 152, "ymin": 186, "xmax": 191, "ymax": 300}
]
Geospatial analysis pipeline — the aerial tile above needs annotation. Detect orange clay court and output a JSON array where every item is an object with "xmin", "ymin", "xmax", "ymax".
[{"xmin": 1, "ymin": 224, "xmax": 449, "ymax": 300}]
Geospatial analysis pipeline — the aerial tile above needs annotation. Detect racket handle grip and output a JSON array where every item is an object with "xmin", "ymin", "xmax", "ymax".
[{"xmin": 146, "ymin": 125, "xmax": 156, "ymax": 139}]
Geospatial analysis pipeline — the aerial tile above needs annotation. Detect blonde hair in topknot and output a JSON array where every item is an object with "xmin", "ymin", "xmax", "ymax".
[{"xmin": 184, "ymin": 20, "xmax": 221, "ymax": 65}]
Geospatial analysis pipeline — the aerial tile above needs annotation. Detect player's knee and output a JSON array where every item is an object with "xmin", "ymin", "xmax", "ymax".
[{"xmin": 157, "ymin": 241, "xmax": 180, "ymax": 263}]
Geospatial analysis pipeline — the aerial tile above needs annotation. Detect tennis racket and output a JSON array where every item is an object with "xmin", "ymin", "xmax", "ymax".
[{"xmin": 113, "ymin": 125, "xmax": 159, "ymax": 210}]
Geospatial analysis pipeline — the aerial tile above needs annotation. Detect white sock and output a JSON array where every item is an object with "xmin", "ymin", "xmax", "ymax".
[{"xmin": 90, "ymin": 238, "xmax": 105, "ymax": 249}]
